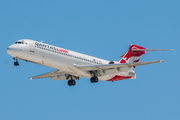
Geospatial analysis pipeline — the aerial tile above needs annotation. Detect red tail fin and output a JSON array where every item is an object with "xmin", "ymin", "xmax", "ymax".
[{"xmin": 119, "ymin": 44, "xmax": 145, "ymax": 63}]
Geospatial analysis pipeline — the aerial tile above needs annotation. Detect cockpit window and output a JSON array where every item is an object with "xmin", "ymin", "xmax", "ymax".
[{"xmin": 15, "ymin": 42, "xmax": 24, "ymax": 44}]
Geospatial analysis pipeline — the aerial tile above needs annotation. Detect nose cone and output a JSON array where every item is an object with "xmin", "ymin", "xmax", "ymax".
[
  {"xmin": 7, "ymin": 46, "xmax": 13, "ymax": 55},
  {"xmin": 7, "ymin": 45, "xmax": 20, "ymax": 57}
]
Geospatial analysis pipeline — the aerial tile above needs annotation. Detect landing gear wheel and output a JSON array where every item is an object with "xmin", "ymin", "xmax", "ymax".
[
  {"xmin": 14, "ymin": 61, "xmax": 19, "ymax": 66},
  {"xmin": 94, "ymin": 77, "xmax": 98, "ymax": 83},
  {"xmin": 90, "ymin": 77, "xmax": 98, "ymax": 83},
  {"xmin": 90, "ymin": 77, "xmax": 95, "ymax": 83},
  {"xmin": 71, "ymin": 80, "xmax": 76, "ymax": 85},
  {"xmin": 68, "ymin": 80, "xmax": 72, "ymax": 86},
  {"xmin": 68, "ymin": 80, "xmax": 76, "ymax": 86}
]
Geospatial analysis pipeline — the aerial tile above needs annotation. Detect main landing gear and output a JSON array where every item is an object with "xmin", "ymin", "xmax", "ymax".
[
  {"xmin": 67, "ymin": 75, "xmax": 76, "ymax": 86},
  {"xmin": 90, "ymin": 77, "xmax": 98, "ymax": 83},
  {"xmin": 68, "ymin": 79, "xmax": 76, "ymax": 86},
  {"xmin": 90, "ymin": 72, "xmax": 99, "ymax": 83},
  {"xmin": 14, "ymin": 58, "xmax": 19, "ymax": 66}
]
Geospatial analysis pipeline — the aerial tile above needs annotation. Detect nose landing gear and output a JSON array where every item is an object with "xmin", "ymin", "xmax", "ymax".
[
  {"xmin": 14, "ymin": 61, "xmax": 19, "ymax": 66},
  {"xmin": 13, "ymin": 58, "xmax": 19, "ymax": 66}
]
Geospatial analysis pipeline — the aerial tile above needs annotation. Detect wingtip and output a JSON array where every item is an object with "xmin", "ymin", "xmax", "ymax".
[
  {"xmin": 30, "ymin": 77, "xmax": 33, "ymax": 80},
  {"xmin": 159, "ymin": 60, "xmax": 164, "ymax": 63},
  {"xmin": 163, "ymin": 49, "xmax": 174, "ymax": 51}
]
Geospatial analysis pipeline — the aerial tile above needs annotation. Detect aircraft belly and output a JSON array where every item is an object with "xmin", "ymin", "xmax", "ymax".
[{"xmin": 98, "ymin": 72, "xmax": 135, "ymax": 81}]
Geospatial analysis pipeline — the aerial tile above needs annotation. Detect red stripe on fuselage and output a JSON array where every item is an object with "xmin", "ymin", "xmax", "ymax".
[{"xmin": 107, "ymin": 75, "xmax": 132, "ymax": 81}]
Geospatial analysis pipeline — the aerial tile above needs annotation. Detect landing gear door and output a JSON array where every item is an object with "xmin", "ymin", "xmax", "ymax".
[{"xmin": 30, "ymin": 43, "xmax": 35, "ymax": 53}]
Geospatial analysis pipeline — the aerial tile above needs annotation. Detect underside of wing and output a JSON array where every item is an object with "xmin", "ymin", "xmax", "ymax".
[
  {"xmin": 76, "ymin": 60, "xmax": 164, "ymax": 71},
  {"xmin": 30, "ymin": 70, "xmax": 79, "ymax": 80}
]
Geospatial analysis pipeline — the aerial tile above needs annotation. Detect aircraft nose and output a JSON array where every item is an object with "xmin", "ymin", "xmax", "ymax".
[
  {"xmin": 7, "ymin": 44, "xmax": 23, "ymax": 57},
  {"xmin": 7, "ymin": 46, "xmax": 13, "ymax": 55},
  {"xmin": 7, "ymin": 45, "xmax": 19, "ymax": 55}
]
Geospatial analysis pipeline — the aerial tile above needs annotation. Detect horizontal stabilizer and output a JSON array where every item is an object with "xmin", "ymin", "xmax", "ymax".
[
  {"xmin": 120, "ymin": 52, "xmax": 127, "ymax": 57},
  {"xmin": 132, "ymin": 49, "xmax": 173, "ymax": 51}
]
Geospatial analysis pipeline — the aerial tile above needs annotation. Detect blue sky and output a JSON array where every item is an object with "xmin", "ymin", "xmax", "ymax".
[{"xmin": 0, "ymin": 0, "xmax": 179, "ymax": 120}]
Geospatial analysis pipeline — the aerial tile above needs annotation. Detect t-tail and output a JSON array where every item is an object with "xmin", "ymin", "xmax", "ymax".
[{"xmin": 119, "ymin": 44, "xmax": 173, "ymax": 64}]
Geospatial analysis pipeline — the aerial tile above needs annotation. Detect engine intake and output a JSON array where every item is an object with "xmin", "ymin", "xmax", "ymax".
[{"xmin": 109, "ymin": 61, "xmax": 115, "ymax": 64}]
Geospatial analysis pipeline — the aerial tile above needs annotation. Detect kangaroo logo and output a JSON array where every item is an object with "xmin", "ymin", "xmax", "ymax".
[{"xmin": 121, "ymin": 56, "xmax": 141, "ymax": 63}]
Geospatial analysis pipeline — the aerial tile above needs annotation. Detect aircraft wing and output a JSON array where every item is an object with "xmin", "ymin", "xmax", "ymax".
[
  {"xmin": 30, "ymin": 70, "xmax": 79, "ymax": 80},
  {"xmin": 30, "ymin": 70, "xmax": 65, "ymax": 79},
  {"xmin": 76, "ymin": 60, "xmax": 164, "ymax": 71}
]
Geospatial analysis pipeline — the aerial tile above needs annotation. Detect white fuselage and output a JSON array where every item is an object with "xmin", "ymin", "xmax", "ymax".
[{"xmin": 7, "ymin": 39, "xmax": 135, "ymax": 81}]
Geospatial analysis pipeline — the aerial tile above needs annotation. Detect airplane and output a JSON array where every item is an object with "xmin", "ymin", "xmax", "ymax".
[{"xmin": 7, "ymin": 39, "xmax": 173, "ymax": 86}]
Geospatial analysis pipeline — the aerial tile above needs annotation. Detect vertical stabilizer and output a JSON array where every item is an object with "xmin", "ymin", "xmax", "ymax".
[{"xmin": 119, "ymin": 44, "xmax": 145, "ymax": 63}]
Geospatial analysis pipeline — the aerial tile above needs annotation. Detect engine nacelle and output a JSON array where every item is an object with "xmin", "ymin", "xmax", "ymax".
[
  {"xmin": 109, "ymin": 61, "xmax": 119, "ymax": 64},
  {"xmin": 109, "ymin": 61, "xmax": 115, "ymax": 64}
]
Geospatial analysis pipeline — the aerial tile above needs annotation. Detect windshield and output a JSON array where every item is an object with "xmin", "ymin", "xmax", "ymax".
[{"xmin": 15, "ymin": 42, "xmax": 24, "ymax": 44}]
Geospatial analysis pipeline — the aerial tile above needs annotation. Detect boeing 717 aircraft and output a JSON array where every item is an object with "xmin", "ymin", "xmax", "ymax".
[{"xmin": 7, "ymin": 39, "xmax": 172, "ymax": 86}]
